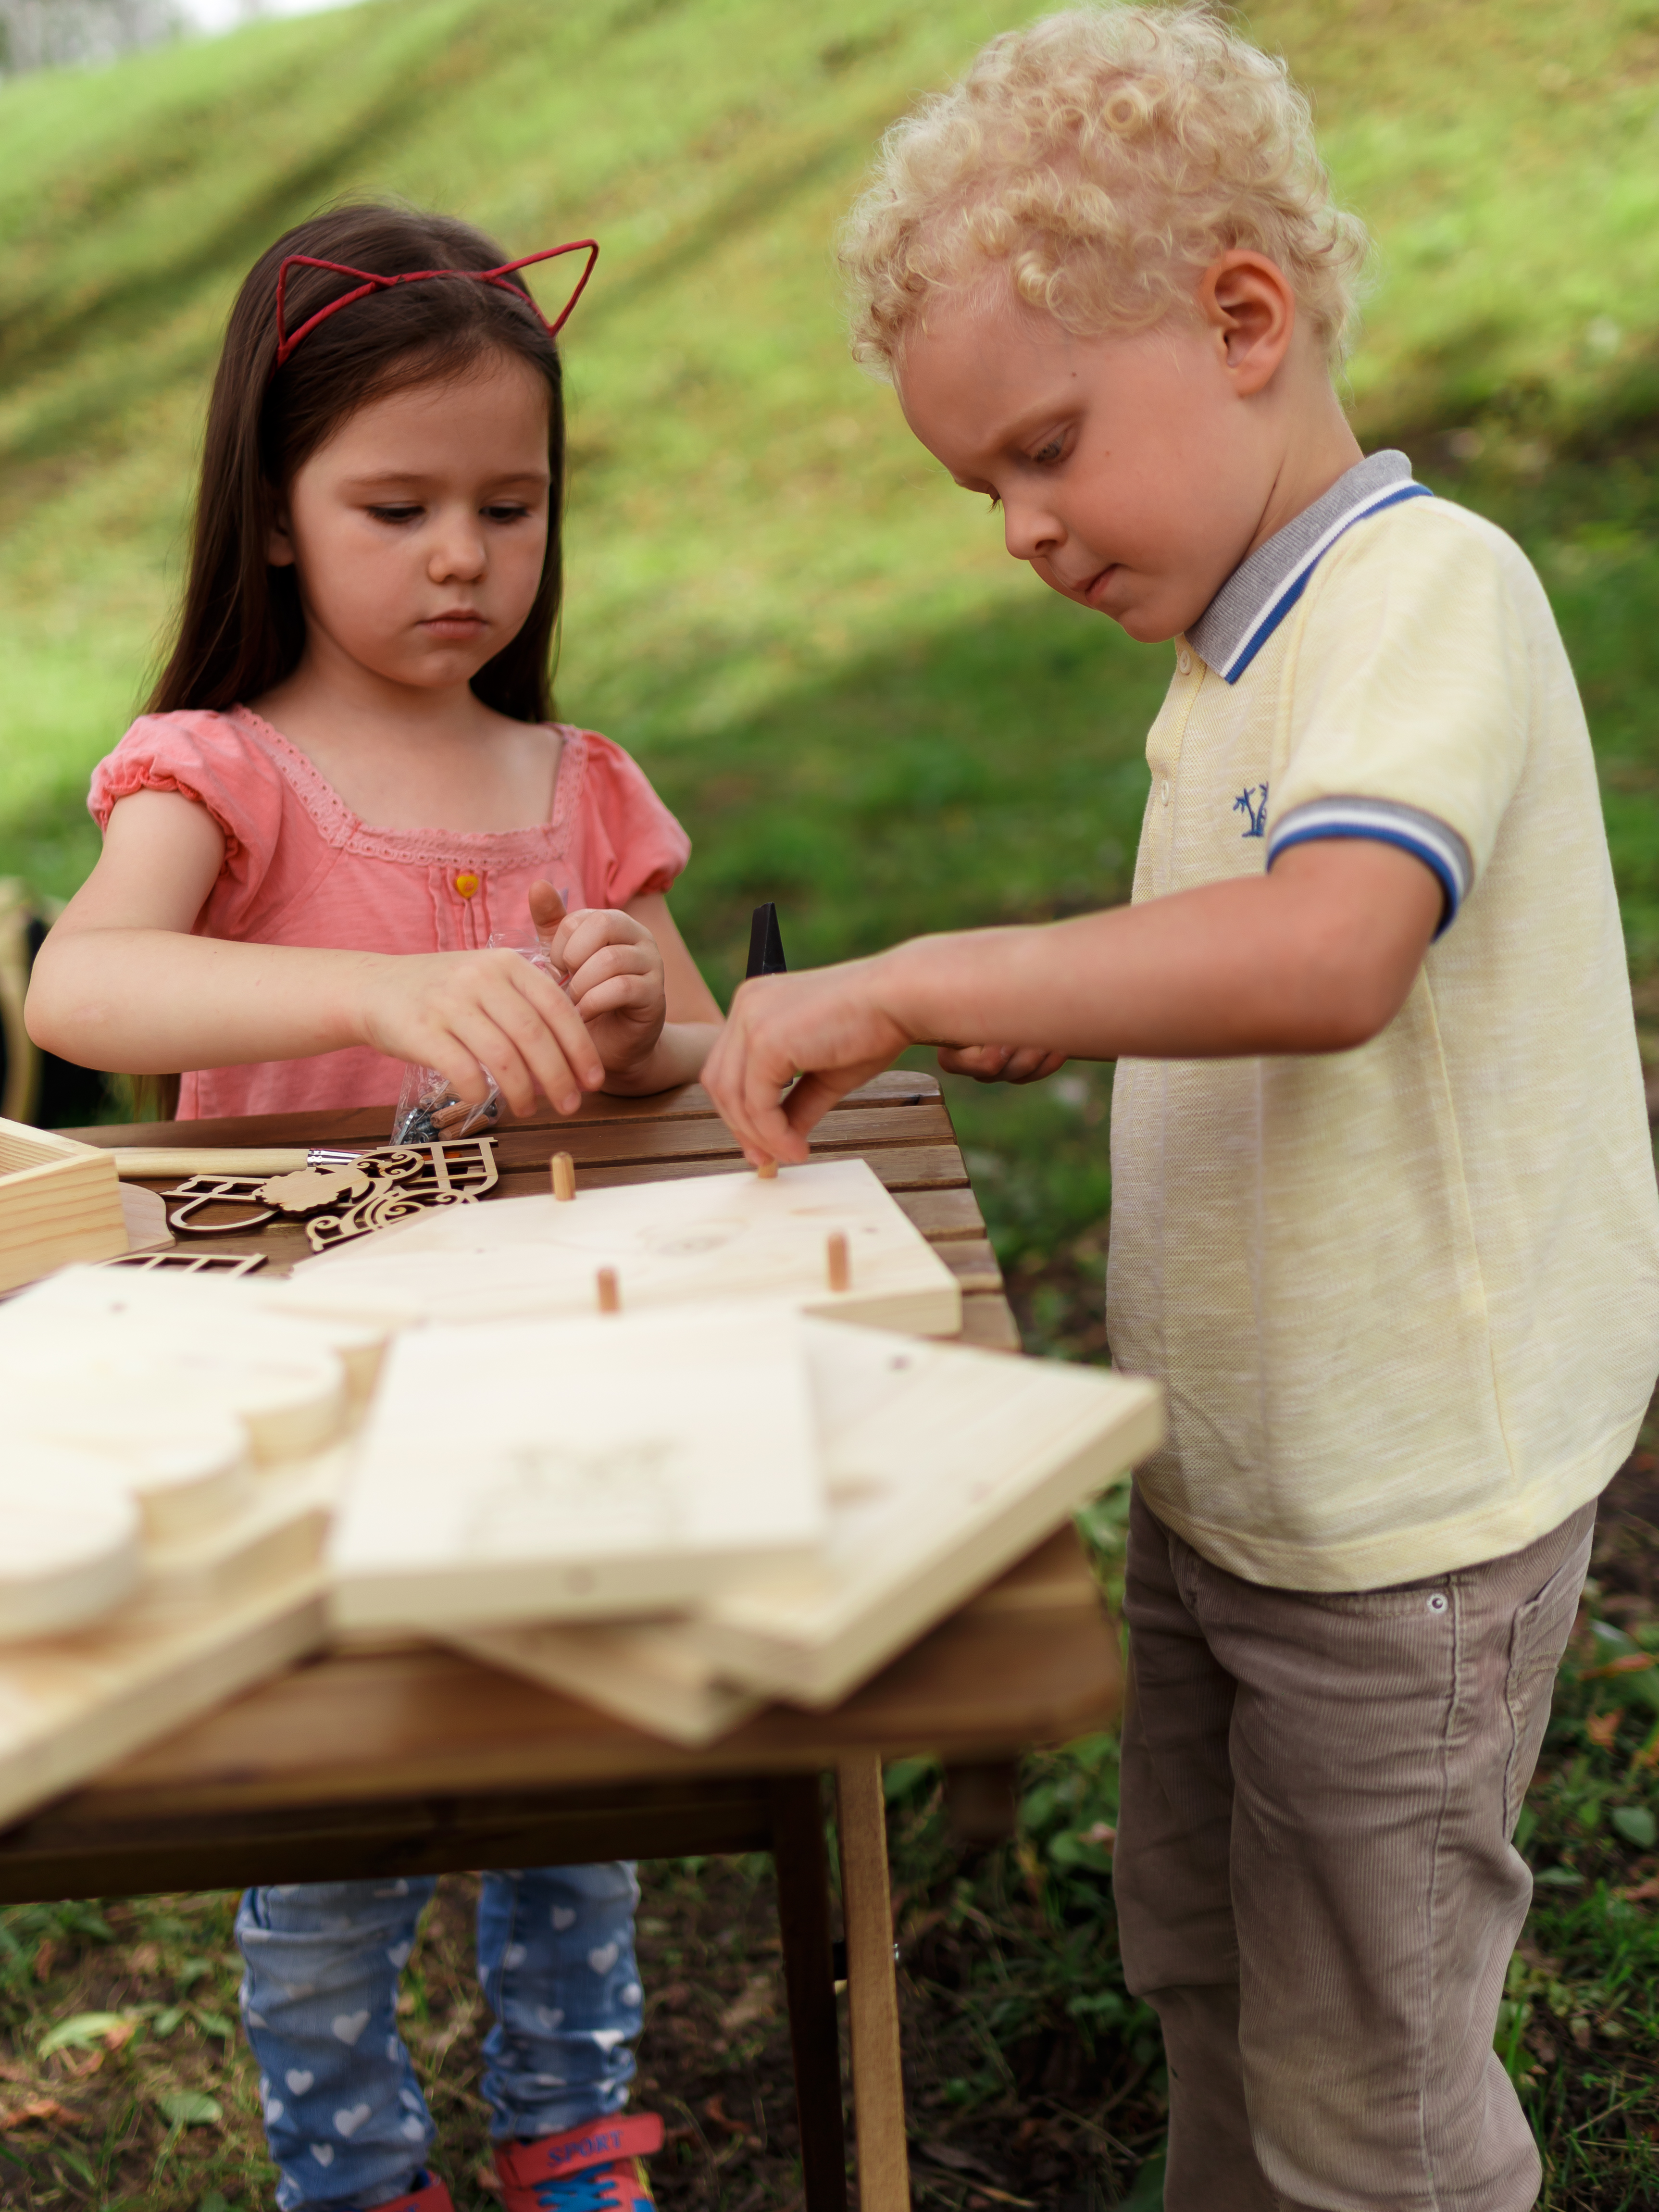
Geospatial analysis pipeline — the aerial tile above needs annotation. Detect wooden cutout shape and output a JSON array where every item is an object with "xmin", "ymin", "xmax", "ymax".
[
  {"xmin": 329, "ymin": 1304, "xmax": 827, "ymax": 1631},
  {"xmin": 118, "ymin": 1183, "xmax": 172, "ymax": 1255},
  {"xmin": 1, "ymin": 1278, "xmax": 350, "ymax": 1467},
  {"xmin": 163, "ymin": 1140, "xmax": 497, "ymax": 1249},
  {"xmin": 290, "ymin": 1158, "xmax": 961, "ymax": 1337},
  {"xmin": 99, "ymin": 1250, "xmax": 268, "ymax": 1277},
  {"xmin": 0, "ymin": 1456, "xmax": 141, "ymax": 1640}
]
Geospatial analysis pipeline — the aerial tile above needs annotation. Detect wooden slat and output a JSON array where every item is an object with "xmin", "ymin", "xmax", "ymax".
[
  {"xmin": 960, "ymin": 1293, "xmax": 1022, "ymax": 1355},
  {"xmin": 890, "ymin": 1186, "xmax": 985, "ymax": 1241},
  {"xmin": 935, "ymin": 1239, "xmax": 1004, "ymax": 1294},
  {"xmin": 62, "ymin": 1068, "xmax": 942, "ymax": 1154}
]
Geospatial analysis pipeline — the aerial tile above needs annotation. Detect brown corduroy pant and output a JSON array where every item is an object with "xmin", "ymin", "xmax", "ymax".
[{"xmin": 1114, "ymin": 1485, "xmax": 1596, "ymax": 2212}]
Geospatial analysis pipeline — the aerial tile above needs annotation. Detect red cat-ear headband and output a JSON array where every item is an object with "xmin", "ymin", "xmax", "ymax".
[{"xmin": 272, "ymin": 239, "xmax": 599, "ymax": 370}]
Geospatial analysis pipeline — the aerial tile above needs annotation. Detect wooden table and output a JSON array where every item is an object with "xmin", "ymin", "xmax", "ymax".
[{"xmin": 14, "ymin": 1073, "xmax": 1123, "ymax": 2212}]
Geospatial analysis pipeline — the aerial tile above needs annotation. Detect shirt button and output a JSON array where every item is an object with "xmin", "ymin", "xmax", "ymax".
[
  {"xmin": 1161, "ymin": 780, "xmax": 1171, "ymax": 806},
  {"xmin": 1177, "ymin": 649, "xmax": 1193, "ymax": 675},
  {"xmin": 454, "ymin": 872, "xmax": 480, "ymax": 900}
]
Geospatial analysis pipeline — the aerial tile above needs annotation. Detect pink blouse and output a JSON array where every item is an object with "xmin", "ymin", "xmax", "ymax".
[{"xmin": 89, "ymin": 706, "xmax": 692, "ymax": 1121}]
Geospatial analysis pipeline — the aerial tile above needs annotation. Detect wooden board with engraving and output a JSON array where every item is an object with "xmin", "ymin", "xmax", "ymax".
[{"xmin": 329, "ymin": 1305, "xmax": 828, "ymax": 1631}]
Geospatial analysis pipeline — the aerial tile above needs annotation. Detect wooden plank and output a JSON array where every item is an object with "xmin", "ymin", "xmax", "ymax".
[
  {"xmin": 890, "ymin": 1186, "xmax": 985, "ymax": 1242},
  {"xmin": 290, "ymin": 1159, "xmax": 963, "ymax": 1340},
  {"xmin": 935, "ymin": 1239, "xmax": 1004, "ymax": 1294},
  {"xmin": 960, "ymin": 1292, "xmax": 1022, "ymax": 1355},
  {"xmin": 836, "ymin": 1751, "xmax": 910, "ymax": 2212},
  {"xmin": 687, "ymin": 1339, "xmax": 1159, "ymax": 1708},
  {"xmin": 329, "ymin": 1308, "xmax": 827, "ymax": 1631}
]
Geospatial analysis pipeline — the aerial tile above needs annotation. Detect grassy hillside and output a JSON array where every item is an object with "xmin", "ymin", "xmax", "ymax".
[{"xmin": 4, "ymin": 0, "xmax": 1659, "ymax": 997}]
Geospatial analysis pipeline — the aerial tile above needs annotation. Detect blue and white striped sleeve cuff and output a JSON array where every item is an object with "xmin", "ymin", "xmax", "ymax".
[{"xmin": 1266, "ymin": 797, "xmax": 1474, "ymax": 935}]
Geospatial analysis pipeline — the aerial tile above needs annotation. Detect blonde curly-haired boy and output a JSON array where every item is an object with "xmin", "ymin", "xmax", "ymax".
[{"xmin": 702, "ymin": 7, "xmax": 1659, "ymax": 2206}]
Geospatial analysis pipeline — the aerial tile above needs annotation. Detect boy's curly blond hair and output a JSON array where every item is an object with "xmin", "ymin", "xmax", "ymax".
[{"xmin": 840, "ymin": 3, "xmax": 1368, "ymax": 378}]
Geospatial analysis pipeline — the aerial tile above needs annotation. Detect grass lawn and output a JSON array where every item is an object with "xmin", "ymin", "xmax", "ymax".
[{"xmin": 2, "ymin": 0, "xmax": 1659, "ymax": 2205}]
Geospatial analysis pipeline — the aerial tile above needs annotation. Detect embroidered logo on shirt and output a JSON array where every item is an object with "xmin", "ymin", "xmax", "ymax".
[{"xmin": 1233, "ymin": 785, "xmax": 1269, "ymax": 838}]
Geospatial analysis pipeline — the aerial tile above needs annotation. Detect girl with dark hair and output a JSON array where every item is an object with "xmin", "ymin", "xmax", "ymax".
[{"xmin": 27, "ymin": 202, "xmax": 711, "ymax": 2212}]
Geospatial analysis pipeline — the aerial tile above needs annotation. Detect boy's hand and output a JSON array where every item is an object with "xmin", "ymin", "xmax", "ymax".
[
  {"xmin": 937, "ymin": 1043, "xmax": 1070, "ymax": 1084},
  {"xmin": 532, "ymin": 880, "xmax": 668, "ymax": 1079},
  {"xmin": 353, "ymin": 947, "xmax": 604, "ymax": 1119},
  {"xmin": 700, "ymin": 956, "xmax": 912, "ymax": 1166}
]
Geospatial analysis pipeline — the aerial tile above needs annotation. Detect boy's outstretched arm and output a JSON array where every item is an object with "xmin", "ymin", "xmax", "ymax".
[{"xmin": 701, "ymin": 838, "xmax": 1443, "ymax": 1164}]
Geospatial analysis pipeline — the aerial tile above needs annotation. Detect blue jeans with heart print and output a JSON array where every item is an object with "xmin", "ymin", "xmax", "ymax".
[{"xmin": 235, "ymin": 1865, "xmax": 643, "ymax": 2211}]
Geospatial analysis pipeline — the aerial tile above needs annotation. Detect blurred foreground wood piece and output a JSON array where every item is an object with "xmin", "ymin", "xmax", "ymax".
[
  {"xmin": 0, "ymin": 1117, "xmax": 127, "ymax": 1290},
  {"xmin": 36, "ymin": 1071, "xmax": 1106, "ymax": 2211}
]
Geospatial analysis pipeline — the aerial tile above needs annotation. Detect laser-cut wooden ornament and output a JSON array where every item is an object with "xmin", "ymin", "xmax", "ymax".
[{"xmin": 163, "ymin": 1137, "xmax": 498, "ymax": 1250}]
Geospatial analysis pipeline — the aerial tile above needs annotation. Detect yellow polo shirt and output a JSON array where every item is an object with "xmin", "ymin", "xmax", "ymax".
[{"xmin": 1106, "ymin": 452, "xmax": 1659, "ymax": 1590}]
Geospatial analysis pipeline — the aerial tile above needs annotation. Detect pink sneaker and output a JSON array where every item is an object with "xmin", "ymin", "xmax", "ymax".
[
  {"xmin": 494, "ymin": 2113, "xmax": 662, "ymax": 2212},
  {"xmin": 374, "ymin": 2177, "xmax": 456, "ymax": 2212}
]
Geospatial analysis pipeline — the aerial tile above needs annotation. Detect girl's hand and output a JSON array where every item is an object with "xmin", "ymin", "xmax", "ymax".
[
  {"xmin": 354, "ymin": 946, "xmax": 604, "ymax": 1119},
  {"xmin": 936, "ymin": 1044, "xmax": 1070, "ymax": 1085},
  {"xmin": 531, "ymin": 881, "xmax": 667, "ymax": 1077}
]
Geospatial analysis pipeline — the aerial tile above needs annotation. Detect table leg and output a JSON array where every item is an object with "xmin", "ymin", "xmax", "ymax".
[
  {"xmin": 836, "ymin": 1751, "xmax": 911, "ymax": 2211},
  {"xmin": 770, "ymin": 1774, "xmax": 848, "ymax": 2212}
]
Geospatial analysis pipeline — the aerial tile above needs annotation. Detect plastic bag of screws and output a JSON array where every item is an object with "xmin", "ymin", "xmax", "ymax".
[{"xmin": 391, "ymin": 937, "xmax": 571, "ymax": 1145}]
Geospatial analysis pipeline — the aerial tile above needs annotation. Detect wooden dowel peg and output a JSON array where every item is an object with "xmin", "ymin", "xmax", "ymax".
[
  {"xmin": 596, "ymin": 1266, "xmax": 621, "ymax": 1314},
  {"xmin": 757, "ymin": 1158, "xmax": 778, "ymax": 1180},
  {"xmin": 550, "ymin": 1151, "xmax": 576, "ymax": 1203},
  {"xmin": 826, "ymin": 1231, "xmax": 851, "ymax": 1293}
]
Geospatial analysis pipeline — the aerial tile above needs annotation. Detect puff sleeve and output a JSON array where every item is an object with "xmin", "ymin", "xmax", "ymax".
[
  {"xmin": 573, "ymin": 729, "xmax": 692, "ymax": 907},
  {"xmin": 88, "ymin": 710, "xmax": 289, "ymax": 936}
]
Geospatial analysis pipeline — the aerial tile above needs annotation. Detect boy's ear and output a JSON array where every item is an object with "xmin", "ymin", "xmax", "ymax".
[{"xmin": 1196, "ymin": 251, "xmax": 1297, "ymax": 396}]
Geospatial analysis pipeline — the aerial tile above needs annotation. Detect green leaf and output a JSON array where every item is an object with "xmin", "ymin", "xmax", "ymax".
[
  {"xmin": 1612, "ymin": 1804, "xmax": 1657, "ymax": 1849},
  {"xmin": 197, "ymin": 2193, "xmax": 237, "ymax": 2212},
  {"xmin": 152, "ymin": 2005, "xmax": 185, "ymax": 2037},
  {"xmin": 157, "ymin": 2090, "xmax": 221, "ymax": 2128},
  {"xmin": 1534, "ymin": 1864, "xmax": 1586, "ymax": 1887},
  {"xmin": 37, "ymin": 2010, "xmax": 130, "ymax": 2056},
  {"xmin": 192, "ymin": 2009, "xmax": 235, "ymax": 2038}
]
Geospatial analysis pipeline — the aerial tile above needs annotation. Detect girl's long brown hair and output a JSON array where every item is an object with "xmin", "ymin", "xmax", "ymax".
[{"xmin": 149, "ymin": 202, "xmax": 568, "ymax": 722}]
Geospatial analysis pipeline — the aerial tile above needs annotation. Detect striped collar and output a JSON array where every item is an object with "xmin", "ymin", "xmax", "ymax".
[{"xmin": 1185, "ymin": 450, "xmax": 1432, "ymax": 684}]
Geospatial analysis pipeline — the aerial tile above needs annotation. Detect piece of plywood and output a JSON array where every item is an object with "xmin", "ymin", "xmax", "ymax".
[
  {"xmin": 685, "ymin": 1321, "xmax": 1160, "ymax": 1708},
  {"xmin": 329, "ymin": 1305, "xmax": 827, "ymax": 1632},
  {"xmin": 0, "ymin": 1118, "xmax": 127, "ymax": 1292},
  {"xmin": 285, "ymin": 1158, "xmax": 962, "ymax": 1338}
]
